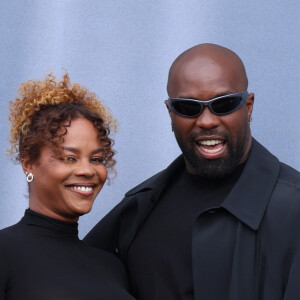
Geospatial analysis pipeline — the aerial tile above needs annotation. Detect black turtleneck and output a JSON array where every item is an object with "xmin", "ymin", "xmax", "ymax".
[
  {"xmin": 127, "ymin": 163, "xmax": 245, "ymax": 300},
  {"xmin": 0, "ymin": 209, "xmax": 135, "ymax": 300}
]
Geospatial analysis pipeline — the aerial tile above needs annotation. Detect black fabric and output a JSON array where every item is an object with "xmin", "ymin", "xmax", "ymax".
[
  {"xmin": 0, "ymin": 209, "xmax": 135, "ymax": 300},
  {"xmin": 84, "ymin": 139, "xmax": 300, "ymax": 299},
  {"xmin": 127, "ymin": 165, "xmax": 244, "ymax": 300}
]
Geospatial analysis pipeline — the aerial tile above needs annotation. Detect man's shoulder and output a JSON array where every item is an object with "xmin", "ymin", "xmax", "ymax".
[
  {"xmin": 264, "ymin": 162, "xmax": 300, "ymax": 225},
  {"xmin": 269, "ymin": 162, "xmax": 300, "ymax": 208},
  {"xmin": 278, "ymin": 162, "xmax": 300, "ymax": 188},
  {"xmin": 125, "ymin": 169, "xmax": 165, "ymax": 197},
  {"xmin": 125, "ymin": 155, "xmax": 185, "ymax": 197},
  {"xmin": 250, "ymin": 139, "xmax": 300, "ymax": 192}
]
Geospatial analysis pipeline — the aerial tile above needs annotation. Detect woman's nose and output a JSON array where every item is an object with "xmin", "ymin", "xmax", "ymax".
[{"xmin": 74, "ymin": 160, "xmax": 95, "ymax": 177}]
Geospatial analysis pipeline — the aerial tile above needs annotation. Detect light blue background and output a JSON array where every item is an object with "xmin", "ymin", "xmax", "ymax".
[{"xmin": 1, "ymin": 0, "xmax": 299, "ymax": 238}]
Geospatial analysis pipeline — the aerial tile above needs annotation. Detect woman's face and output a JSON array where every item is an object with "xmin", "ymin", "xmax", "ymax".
[{"xmin": 24, "ymin": 118, "xmax": 108, "ymax": 222}]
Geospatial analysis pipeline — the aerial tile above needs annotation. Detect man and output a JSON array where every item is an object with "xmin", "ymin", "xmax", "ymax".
[{"xmin": 84, "ymin": 44, "xmax": 300, "ymax": 299}]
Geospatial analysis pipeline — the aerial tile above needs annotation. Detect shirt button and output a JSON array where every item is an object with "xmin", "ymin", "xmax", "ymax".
[{"xmin": 115, "ymin": 248, "xmax": 119, "ymax": 253}]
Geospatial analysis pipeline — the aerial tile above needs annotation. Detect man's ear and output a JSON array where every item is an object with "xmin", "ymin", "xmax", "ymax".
[
  {"xmin": 246, "ymin": 92, "xmax": 254, "ymax": 118},
  {"xmin": 164, "ymin": 100, "xmax": 172, "ymax": 116}
]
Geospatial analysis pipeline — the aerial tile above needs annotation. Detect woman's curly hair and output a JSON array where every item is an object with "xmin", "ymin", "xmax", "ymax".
[{"xmin": 9, "ymin": 72, "xmax": 117, "ymax": 175}]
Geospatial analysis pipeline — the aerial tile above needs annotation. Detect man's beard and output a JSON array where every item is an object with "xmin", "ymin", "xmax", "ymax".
[{"xmin": 174, "ymin": 129, "xmax": 249, "ymax": 179}]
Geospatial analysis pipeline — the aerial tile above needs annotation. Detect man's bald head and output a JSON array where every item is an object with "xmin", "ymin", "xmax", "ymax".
[
  {"xmin": 165, "ymin": 43, "xmax": 254, "ymax": 178},
  {"xmin": 167, "ymin": 43, "xmax": 248, "ymax": 97}
]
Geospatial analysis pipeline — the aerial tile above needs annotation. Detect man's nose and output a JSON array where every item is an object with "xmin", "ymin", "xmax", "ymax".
[{"xmin": 195, "ymin": 107, "xmax": 220, "ymax": 129}]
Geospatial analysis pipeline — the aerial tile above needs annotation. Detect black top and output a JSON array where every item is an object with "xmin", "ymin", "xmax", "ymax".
[
  {"xmin": 127, "ymin": 164, "xmax": 244, "ymax": 300},
  {"xmin": 83, "ymin": 140, "xmax": 300, "ymax": 299},
  {"xmin": 0, "ymin": 209, "xmax": 135, "ymax": 300}
]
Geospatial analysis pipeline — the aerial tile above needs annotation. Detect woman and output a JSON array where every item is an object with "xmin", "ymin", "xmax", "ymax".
[{"xmin": 0, "ymin": 73, "xmax": 135, "ymax": 299}]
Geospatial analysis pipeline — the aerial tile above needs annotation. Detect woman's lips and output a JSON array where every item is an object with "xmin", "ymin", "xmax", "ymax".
[{"xmin": 66, "ymin": 184, "xmax": 96, "ymax": 196}]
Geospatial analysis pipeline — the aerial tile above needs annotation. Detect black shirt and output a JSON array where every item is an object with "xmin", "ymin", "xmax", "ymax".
[
  {"xmin": 127, "ymin": 164, "xmax": 244, "ymax": 300},
  {"xmin": 0, "ymin": 209, "xmax": 135, "ymax": 300}
]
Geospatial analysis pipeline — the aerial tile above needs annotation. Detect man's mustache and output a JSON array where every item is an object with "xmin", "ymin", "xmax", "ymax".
[{"xmin": 189, "ymin": 130, "xmax": 228, "ymax": 140}]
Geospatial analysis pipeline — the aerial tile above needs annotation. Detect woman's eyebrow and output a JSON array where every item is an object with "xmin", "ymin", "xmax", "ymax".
[
  {"xmin": 91, "ymin": 148, "xmax": 105, "ymax": 155},
  {"xmin": 62, "ymin": 147, "xmax": 80, "ymax": 153},
  {"xmin": 62, "ymin": 147, "xmax": 104, "ymax": 154}
]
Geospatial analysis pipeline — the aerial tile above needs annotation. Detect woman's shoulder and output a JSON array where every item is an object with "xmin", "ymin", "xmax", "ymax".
[
  {"xmin": 0, "ymin": 222, "xmax": 23, "ymax": 249},
  {"xmin": 0, "ymin": 222, "xmax": 23, "ymax": 277},
  {"xmin": 0, "ymin": 222, "xmax": 21, "ymax": 237}
]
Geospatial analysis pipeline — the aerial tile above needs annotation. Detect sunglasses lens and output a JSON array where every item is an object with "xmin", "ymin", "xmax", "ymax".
[
  {"xmin": 169, "ymin": 93, "xmax": 247, "ymax": 117},
  {"xmin": 211, "ymin": 96, "xmax": 243, "ymax": 114},
  {"xmin": 172, "ymin": 100, "xmax": 202, "ymax": 117}
]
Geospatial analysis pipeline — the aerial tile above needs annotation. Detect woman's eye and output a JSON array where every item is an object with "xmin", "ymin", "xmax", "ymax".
[
  {"xmin": 63, "ymin": 156, "xmax": 76, "ymax": 163},
  {"xmin": 91, "ymin": 157, "xmax": 104, "ymax": 163}
]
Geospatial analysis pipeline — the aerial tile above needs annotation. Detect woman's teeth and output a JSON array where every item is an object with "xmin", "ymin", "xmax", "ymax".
[{"xmin": 71, "ymin": 186, "xmax": 93, "ymax": 192}]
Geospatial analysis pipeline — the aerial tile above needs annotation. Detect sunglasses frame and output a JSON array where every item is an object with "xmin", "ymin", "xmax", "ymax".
[{"xmin": 168, "ymin": 91, "xmax": 249, "ymax": 118}]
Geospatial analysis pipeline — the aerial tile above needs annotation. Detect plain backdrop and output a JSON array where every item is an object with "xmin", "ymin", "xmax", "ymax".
[{"xmin": 0, "ymin": 0, "xmax": 299, "ymax": 238}]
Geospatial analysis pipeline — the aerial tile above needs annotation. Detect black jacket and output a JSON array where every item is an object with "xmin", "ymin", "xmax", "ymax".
[{"xmin": 84, "ymin": 139, "xmax": 300, "ymax": 299}]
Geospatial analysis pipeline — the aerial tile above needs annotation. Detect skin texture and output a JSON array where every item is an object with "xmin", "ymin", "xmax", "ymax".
[
  {"xmin": 165, "ymin": 44, "xmax": 254, "ymax": 178},
  {"xmin": 22, "ymin": 118, "xmax": 108, "ymax": 222}
]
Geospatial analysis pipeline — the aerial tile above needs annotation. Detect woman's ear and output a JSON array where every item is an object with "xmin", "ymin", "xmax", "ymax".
[{"xmin": 21, "ymin": 156, "xmax": 33, "ymax": 175}]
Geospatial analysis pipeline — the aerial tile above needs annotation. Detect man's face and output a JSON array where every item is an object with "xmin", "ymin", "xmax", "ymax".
[{"xmin": 166, "ymin": 56, "xmax": 254, "ymax": 178}]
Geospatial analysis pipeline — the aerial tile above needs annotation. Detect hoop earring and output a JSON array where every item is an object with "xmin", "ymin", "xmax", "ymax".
[{"xmin": 26, "ymin": 172, "xmax": 34, "ymax": 183}]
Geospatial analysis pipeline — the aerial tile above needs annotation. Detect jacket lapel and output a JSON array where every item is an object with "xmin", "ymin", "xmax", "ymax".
[
  {"xmin": 119, "ymin": 138, "xmax": 281, "ymax": 299},
  {"xmin": 118, "ymin": 157, "xmax": 185, "ymax": 260},
  {"xmin": 191, "ymin": 139, "xmax": 281, "ymax": 299},
  {"xmin": 223, "ymin": 139, "xmax": 280, "ymax": 299},
  {"xmin": 222, "ymin": 139, "xmax": 280, "ymax": 229}
]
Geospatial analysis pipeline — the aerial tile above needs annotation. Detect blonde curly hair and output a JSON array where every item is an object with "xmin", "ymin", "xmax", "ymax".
[{"xmin": 9, "ymin": 72, "xmax": 116, "ymax": 174}]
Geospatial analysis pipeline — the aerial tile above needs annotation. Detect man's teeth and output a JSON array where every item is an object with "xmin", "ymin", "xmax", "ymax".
[
  {"xmin": 199, "ymin": 146, "xmax": 223, "ymax": 153},
  {"xmin": 197, "ymin": 139, "xmax": 224, "ymax": 153},
  {"xmin": 71, "ymin": 186, "xmax": 93, "ymax": 192},
  {"xmin": 198, "ymin": 139, "xmax": 223, "ymax": 146}
]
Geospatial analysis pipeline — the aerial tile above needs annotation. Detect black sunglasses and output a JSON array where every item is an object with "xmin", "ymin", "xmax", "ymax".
[{"xmin": 168, "ymin": 91, "xmax": 249, "ymax": 118}]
